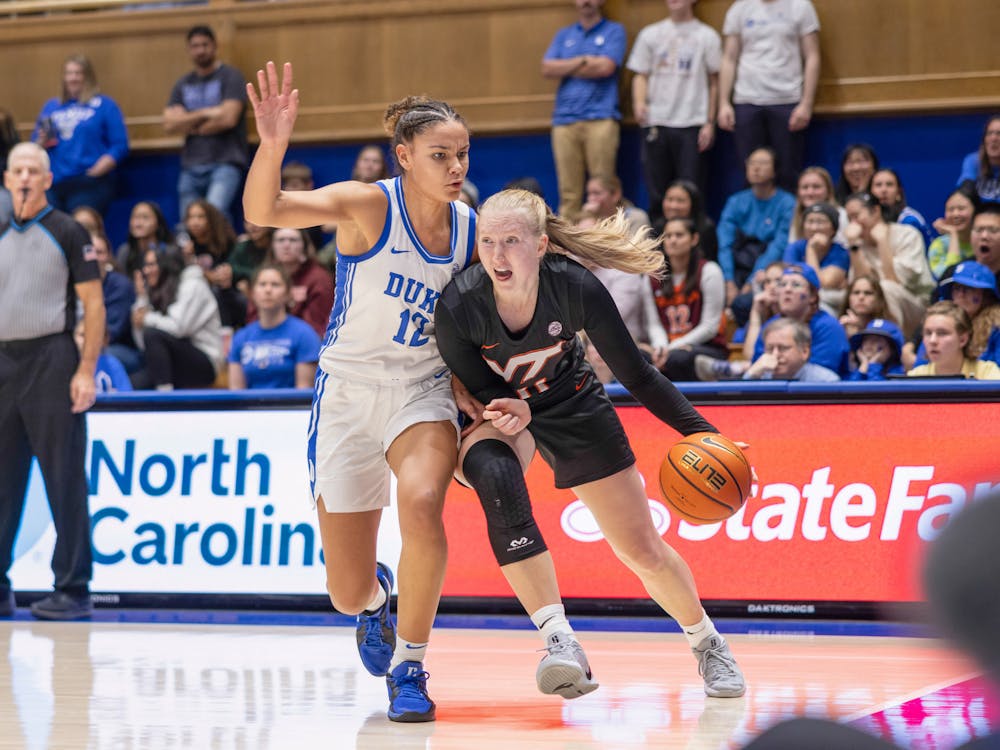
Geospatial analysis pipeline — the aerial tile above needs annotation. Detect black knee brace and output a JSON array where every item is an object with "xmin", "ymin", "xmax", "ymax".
[{"xmin": 461, "ymin": 439, "xmax": 548, "ymax": 566}]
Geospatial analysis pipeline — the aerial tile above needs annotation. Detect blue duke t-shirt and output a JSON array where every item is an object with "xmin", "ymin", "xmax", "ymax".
[{"xmin": 228, "ymin": 316, "xmax": 321, "ymax": 389}]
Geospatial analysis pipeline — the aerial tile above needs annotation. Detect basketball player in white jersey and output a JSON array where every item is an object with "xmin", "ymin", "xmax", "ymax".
[{"xmin": 243, "ymin": 62, "xmax": 476, "ymax": 723}]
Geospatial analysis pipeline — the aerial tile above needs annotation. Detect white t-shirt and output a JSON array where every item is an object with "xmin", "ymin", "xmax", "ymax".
[
  {"xmin": 627, "ymin": 18, "xmax": 722, "ymax": 128},
  {"xmin": 723, "ymin": 0, "xmax": 820, "ymax": 106}
]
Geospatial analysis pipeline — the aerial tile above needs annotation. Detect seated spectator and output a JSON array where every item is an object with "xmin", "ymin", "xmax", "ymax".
[
  {"xmin": 114, "ymin": 200, "xmax": 177, "ymax": 278},
  {"xmin": 131, "ymin": 249, "xmax": 223, "ymax": 390},
  {"xmin": 937, "ymin": 203, "xmax": 1000, "ymax": 295},
  {"xmin": 847, "ymin": 318, "xmax": 905, "ymax": 381},
  {"xmin": 697, "ymin": 317, "xmax": 839, "ymax": 382},
  {"xmin": 788, "ymin": 166, "xmax": 848, "ymax": 246},
  {"xmin": 280, "ymin": 160, "xmax": 324, "ymax": 251},
  {"xmin": 783, "ymin": 201, "xmax": 849, "ymax": 315},
  {"xmin": 871, "ymin": 168, "xmax": 934, "ymax": 249},
  {"xmin": 74, "ymin": 319, "xmax": 131, "ymax": 393},
  {"xmin": 733, "ymin": 260, "xmax": 784, "ymax": 352},
  {"xmin": 653, "ymin": 179, "xmax": 718, "ymax": 263},
  {"xmin": 32, "ymin": 54, "xmax": 128, "ymax": 216},
  {"xmin": 91, "ymin": 231, "xmax": 141, "ymax": 375},
  {"xmin": 179, "ymin": 198, "xmax": 244, "ymax": 329},
  {"xmin": 71, "ymin": 205, "xmax": 105, "ymax": 238},
  {"xmin": 834, "ymin": 143, "xmax": 878, "ymax": 204},
  {"xmin": 908, "ymin": 301, "xmax": 1000, "ymax": 379},
  {"xmin": 839, "ymin": 272, "xmax": 893, "ymax": 340},
  {"xmin": 650, "ymin": 217, "xmax": 727, "ymax": 381},
  {"xmin": 257, "ymin": 228, "xmax": 334, "ymax": 338},
  {"xmin": 582, "ymin": 175, "xmax": 651, "ymax": 237},
  {"xmin": 228, "ymin": 221, "xmax": 274, "ymax": 295},
  {"xmin": 912, "ymin": 261, "xmax": 1000, "ymax": 370},
  {"xmin": 957, "ymin": 114, "xmax": 1000, "ymax": 204},
  {"xmin": 844, "ymin": 191, "xmax": 935, "ymax": 338},
  {"xmin": 927, "ymin": 184, "xmax": 979, "ymax": 280},
  {"xmin": 227, "ymin": 265, "xmax": 320, "ymax": 390},
  {"xmin": 717, "ymin": 147, "xmax": 795, "ymax": 321},
  {"xmin": 748, "ymin": 263, "xmax": 849, "ymax": 375}
]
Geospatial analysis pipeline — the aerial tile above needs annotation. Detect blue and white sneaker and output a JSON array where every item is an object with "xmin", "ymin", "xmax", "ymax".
[
  {"xmin": 356, "ymin": 562, "xmax": 396, "ymax": 676},
  {"xmin": 386, "ymin": 660, "xmax": 436, "ymax": 722}
]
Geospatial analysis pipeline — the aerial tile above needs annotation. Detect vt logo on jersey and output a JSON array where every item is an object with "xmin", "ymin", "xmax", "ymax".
[
  {"xmin": 383, "ymin": 271, "xmax": 442, "ymax": 348},
  {"xmin": 482, "ymin": 341, "xmax": 565, "ymax": 399}
]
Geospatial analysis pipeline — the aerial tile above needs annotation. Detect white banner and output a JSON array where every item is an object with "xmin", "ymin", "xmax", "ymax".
[{"xmin": 10, "ymin": 410, "xmax": 404, "ymax": 595}]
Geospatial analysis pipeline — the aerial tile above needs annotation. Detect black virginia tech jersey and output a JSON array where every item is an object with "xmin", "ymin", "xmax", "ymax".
[{"xmin": 435, "ymin": 254, "xmax": 716, "ymax": 436}]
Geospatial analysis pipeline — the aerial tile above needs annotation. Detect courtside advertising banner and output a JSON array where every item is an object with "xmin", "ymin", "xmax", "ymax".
[{"xmin": 9, "ymin": 403, "xmax": 1000, "ymax": 604}]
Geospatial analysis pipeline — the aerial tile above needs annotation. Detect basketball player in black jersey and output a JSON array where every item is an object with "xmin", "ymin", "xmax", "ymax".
[{"xmin": 435, "ymin": 189, "xmax": 746, "ymax": 700}]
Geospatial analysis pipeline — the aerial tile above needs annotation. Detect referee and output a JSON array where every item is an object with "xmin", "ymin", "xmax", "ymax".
[{"xmin": 0, "ymin": 142, "xmax": 105, "ymax": 620}]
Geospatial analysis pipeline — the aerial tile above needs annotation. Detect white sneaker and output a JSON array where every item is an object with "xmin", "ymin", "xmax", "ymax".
[
  {"xmin": 536, "ymin": 633, "xmax": 599, "ymax": 699},
  {"xmin": 693, "ymin": 635, "xmax": 746, "ymax": 698}
]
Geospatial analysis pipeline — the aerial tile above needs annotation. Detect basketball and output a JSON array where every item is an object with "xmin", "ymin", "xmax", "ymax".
[{"xmin": 659, "ymin": 432, "xmax": 752, "ymax": 524}]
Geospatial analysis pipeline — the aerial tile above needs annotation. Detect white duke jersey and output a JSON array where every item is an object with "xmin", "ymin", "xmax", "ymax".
[{"xmin": 318, "ymin": 177, "xmax": 476, "ymax": 384}]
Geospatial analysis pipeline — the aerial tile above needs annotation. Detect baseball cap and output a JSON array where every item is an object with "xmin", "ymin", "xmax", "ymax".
[
  {"xmin": 782, "ymin": 263, "xmax": 821, "ymax": 291},
  {"xmin": 941, "ymin": 261, "xmax": 998, "ymax": 295},
  {"xmin": 849, "ymin": 318, "xmax": 904, "ymax": 355},
  {"xmin": 803, "ymin": 202, "xmax": 840, "ymax": 231}
]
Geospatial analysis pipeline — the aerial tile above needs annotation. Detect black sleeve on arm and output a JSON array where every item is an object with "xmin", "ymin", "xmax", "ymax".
[
  {"xmin": 579, "ymin": 273, "xmax": 717, "ymax": 436},
  {"xmin": 435, "ymin": 294, "xmax": 519, "ymax": 405}
]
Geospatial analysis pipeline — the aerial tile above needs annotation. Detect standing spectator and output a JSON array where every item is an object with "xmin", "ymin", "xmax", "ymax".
[
  {"xmin": 627, "ymin": 0, "xmax": 721, "ymax": 223},
  {"xmin": 541, "ymin": 0, "xmax": 626, "ymax": 221},
  {"xmin": 716, "ymin": 147, "xmax": 795, "ymax": 317},
  {"xmin": 847, "ymin": 318, "xmax": 905, "ymax": 381},
  {"xmin": 654, "ymin": 179, "xmax": 718, "ymax": 261},
  {"xmin": 0, "ymin": 108, "xmax": 19, "ymax": 225},
  {"xmin": 844, "ymin": 191, "xmax": 935, "ymax": 338},
  {"xmin": 741, "ymin": 317, "xmax": 839, "ymax": 381},
  {"xmin": 0, "ymin": 142, "xmax": 104, "ymax": 621},
  {"xmin": 32, "ymin": 54, "xmax": 128, "ymax": 217},
  {"xmin": 838, "ymin": 272, "xmax": 892, "ymax": 340},
  {"xmin": 652, "ymin": 217, "xmax": 728, "ymax": 381},
  {"xmin": 717, "ymin": 0, "xmax": 821, "ymax": 191},
  {"xmin": 834, "ymin": 143, "xmax": 878, "ymax": 205},
  {"xmin": 788, "ymin": 166, "xmax": 847, "ymax": 246},
  {"xmin": 927, "ymin": 184, "xmax": 978, "ymax": 280},
  {"xmin": 163, "ymin": 25, "xmax": 248, "ymax": 221},
  {"xmin": 908, "ymin": 301, "xmax": 1000, "ymax": 379},
  {"xmin": 782, "ymin": 201, "xmax": 849, "ymax": 315},
  {"xmin": 131, "ymin": 249, "xmax": 222, "ymax": 390},
  {"xmin": 957, "ymin": 114, "xmax": 1000, "ymax": 204},
  {"xmin": 114, "ymin": 200, "xmax": 176, "ymax": 279},
  {"xmin": 227, "ymin": 265, "xmax": 320, "ymax": 390},
  {"xmin": 871, "ymin": 168, "xmax": 934, "ymax": 249},
  {"xmin": 261, "ymin": 227, "xmax": 334, "ymax": 338}
]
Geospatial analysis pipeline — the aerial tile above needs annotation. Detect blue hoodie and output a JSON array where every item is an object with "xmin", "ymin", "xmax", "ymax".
[{"xmin": 33, "ymin": 95, "xmax": 129, "ymax": 184}]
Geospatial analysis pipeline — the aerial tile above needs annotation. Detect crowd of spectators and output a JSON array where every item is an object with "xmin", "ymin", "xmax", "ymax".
[{"xmin": 4, "ymin": 4, "xmax": 999, "ymax": 392}]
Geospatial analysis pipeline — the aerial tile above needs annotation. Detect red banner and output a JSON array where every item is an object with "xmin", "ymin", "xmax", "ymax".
[{"xmin": 441, "ymin": 402, "xmax": 1000, "ymax": 603}]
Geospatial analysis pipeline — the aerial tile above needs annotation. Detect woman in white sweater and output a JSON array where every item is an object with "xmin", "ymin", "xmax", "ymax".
[{"xmin": 132, "ymin": 249, "xmax": 222, "ymax": 390}]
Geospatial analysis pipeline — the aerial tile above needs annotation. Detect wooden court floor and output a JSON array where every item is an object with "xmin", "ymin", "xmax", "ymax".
[{"xmin": 1, "ymin": 615, "xmax": 995, "ymax": 749}]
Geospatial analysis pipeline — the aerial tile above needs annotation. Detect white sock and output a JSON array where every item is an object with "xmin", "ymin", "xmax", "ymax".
[
  {"xmin": 389, "ymin": 638, "xmax": 427, "ymax": 671},
  {"xmin": 682, "ymin": 611, "xmax": 722, "ymax": 649},
  {"xmin": 530, "ymin": 603, "xmax": 575, "ymax": 645},
  {"xmin": 362, "ymin": 583, "xmax": 386, "ymax": 615}
]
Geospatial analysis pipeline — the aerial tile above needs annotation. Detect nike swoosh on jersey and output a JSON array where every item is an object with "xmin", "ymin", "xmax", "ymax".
[
  {"xmin": 482, "ymin": 342, "xmax": 500, "ymax": 350},
  {"xmin": 390, "ymin": 248, "xmax": 412, "ymax": 254},
  {"xmin": 575, "ymin": 372, "xmax": 591, "ymax": 391}
]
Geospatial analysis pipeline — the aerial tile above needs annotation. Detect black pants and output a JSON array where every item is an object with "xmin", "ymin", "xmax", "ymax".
[
  {"xmin": 0, "ymin": 333, "xmax": 92, "ymax": 596},
  {"xmin": 136, "ymin": 328, "xmax": 216, "ymax": 389},
  {"xmin": 733, "ymin": 103, "xmax": 805, "ymax": 192},
  {"xmin": 662, "ymin": 343, "xmax": 729, "ymax": 382},
  {"xmin": 640, "ymin": 125, "xmax": 705, "ymax": 224}
]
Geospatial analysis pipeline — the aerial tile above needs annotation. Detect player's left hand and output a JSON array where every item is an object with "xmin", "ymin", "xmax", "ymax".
[
  {"xmin": 70, "ymin": 371, "xmax": 97, "ymax": 414},
  {"xmin": 483, "ymin": 397, "xmax": 531, "ymax": 436}
]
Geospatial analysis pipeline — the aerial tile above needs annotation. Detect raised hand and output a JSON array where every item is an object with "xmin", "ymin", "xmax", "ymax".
[{"xmin": 246, "ymin": 61, "xmax": 299, "ymax": 145}]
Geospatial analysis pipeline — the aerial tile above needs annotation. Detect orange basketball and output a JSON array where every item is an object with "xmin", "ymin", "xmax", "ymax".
[{"xmin": 659, "ymin": 432, "xmax": 752, "ymax": 525}]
